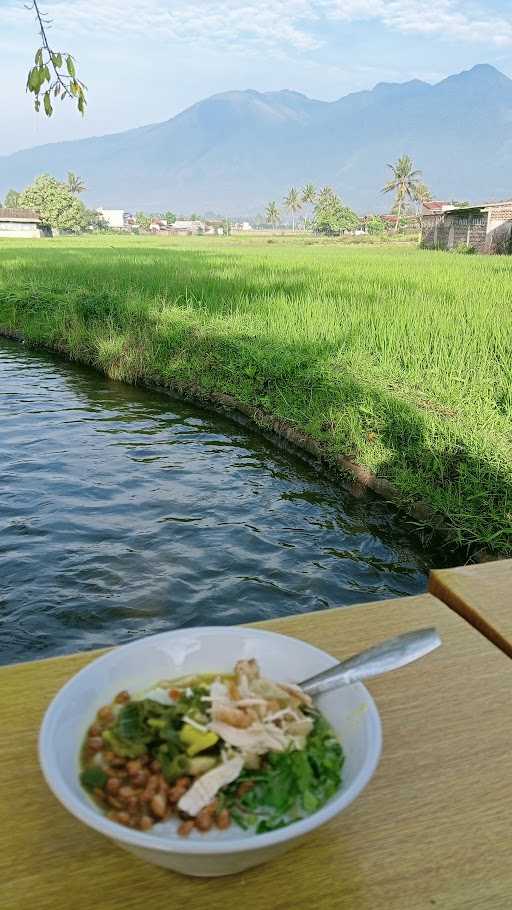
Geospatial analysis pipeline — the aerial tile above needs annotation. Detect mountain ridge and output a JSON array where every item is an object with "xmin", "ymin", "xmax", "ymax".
[{"xmin": 1, "ymin": 64, "xmax": 511, "ymax": 214}]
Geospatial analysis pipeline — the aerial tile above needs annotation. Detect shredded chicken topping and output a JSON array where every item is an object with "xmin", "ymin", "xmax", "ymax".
[{"xmin": 175, "ymin": 659, "xmax": 314, "ymax": 814}]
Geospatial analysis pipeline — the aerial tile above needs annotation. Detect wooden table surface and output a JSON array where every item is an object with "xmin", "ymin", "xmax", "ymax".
[
  {"xmin": 1, "ymin": 593, "xmax": 511, "ymax": 910},
  {"xmin": 429, "ymin": 559, "xmax": 512, "ymax": 658}
]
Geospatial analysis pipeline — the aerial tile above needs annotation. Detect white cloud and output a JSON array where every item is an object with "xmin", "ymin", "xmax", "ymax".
[
  {"xmin": 2, "ymin": 0, "xmax": 511, "ymax": 50},
  {"xmin": 324, "ymin": 0, "xmax": 512, "ymax": 45},
  {"xmin": 2, "ymin": 1, "xmax": 321, "ymax": 50}
]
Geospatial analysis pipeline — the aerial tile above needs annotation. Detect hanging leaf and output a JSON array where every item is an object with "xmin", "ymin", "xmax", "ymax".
[
  {"xmin": 51, "ymin": 52, "xmax": 63, "ymax": 69},
  {"xmin": 66, "ymin": 55, "xmax": 76, "ymax": 78},
  {"xmin": 27, "ymin": 67, "xmax": 38, "ymax": 93},
  {"xmin": 43, "ymin": 91, "xmax": 53, "ymax": 117},
  {"xmin": 34, "ymin": 48, "xmax": 43, "ymax": 66}
]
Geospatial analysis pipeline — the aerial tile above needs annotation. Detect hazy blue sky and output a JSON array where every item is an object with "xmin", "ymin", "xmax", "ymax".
[{"xmin": 1, "ymin": 0, "xmax": 511, "ymax": 154}]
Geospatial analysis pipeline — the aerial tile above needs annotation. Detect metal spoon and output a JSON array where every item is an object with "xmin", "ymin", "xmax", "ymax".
[{"xmin": 300, "ymin": 628, "xmax": 441, "ymax": 696}]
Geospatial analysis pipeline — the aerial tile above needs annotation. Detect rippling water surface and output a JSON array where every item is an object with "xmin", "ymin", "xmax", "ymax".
[{"xmin": 0, "ymin": 338, "xmax": 451, "ymax": 665}]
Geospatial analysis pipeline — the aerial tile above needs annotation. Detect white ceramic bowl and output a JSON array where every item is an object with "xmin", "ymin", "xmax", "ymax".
[{"xmin": 39, "ymin": 626, "xmax": 382, "ymax": 877}]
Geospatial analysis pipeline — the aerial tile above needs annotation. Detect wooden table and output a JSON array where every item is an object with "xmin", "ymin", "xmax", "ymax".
[
  {"xmin": 1, "ymin": 594, "xmax": 511, "ymax": 910},
  {"xmin": 429, "ymin": 559, "xmax": 512, "ymax": 658}
]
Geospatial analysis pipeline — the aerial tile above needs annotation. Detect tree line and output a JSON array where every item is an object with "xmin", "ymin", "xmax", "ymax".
[
  {"xmin": 2, "ymin": 155, "xmax": 433, "ymax": 237},
  {"xmin": 265, "ymin": 185, "xmax": 360, "ymax": 236},
  {"xmin": 265, "ymin": 156, "xmax": 432, "ymax": 235}
]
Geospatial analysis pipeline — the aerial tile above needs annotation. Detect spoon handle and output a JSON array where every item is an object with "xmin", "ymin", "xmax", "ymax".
[{"xmin": 300, "ymin": 628, "xmax": 441, "ymax": 696}]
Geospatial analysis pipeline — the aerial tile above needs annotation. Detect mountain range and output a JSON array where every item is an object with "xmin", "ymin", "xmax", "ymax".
[{"xmin": 1, "ymin": 64, "xmax": 511, "ymax": 215}]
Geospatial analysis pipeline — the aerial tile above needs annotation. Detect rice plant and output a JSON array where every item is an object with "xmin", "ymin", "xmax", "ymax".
[{"xmin": 1, "ymin": 233, "xmax": 511, "ymax": 554}]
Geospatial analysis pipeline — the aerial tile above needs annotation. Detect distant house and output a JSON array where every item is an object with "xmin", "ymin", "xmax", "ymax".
[
  {"xmin": 204, "ymin": 220, "xmax": 224, "ymax": 235},
  {"xmin": 421, "ymin": 200, "xmax": 454, "ymax": 215},
  {"xmin": 421, "ymin": 199, "xmax": 512, "ymax": 253},
  {"xmin": 149, "ymin": 219, "xmax": 169, "ymax": 233},
  {"xmin": 0, "ymin": 208, "xmax": 50, "ymax": 238},
  {"xmin": 170, "ymin": 220, "xmax": 206, "ymax": 235},
  {"xmin": 96, "ymin": 209, "xmax": 134, "ymax": 231}
]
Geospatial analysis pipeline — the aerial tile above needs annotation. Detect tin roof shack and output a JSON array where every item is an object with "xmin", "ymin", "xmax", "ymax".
[
  {"xmin": 421, "ymin": 200, "xmax": 512, "ymax": 253},
  {"xmin": 0, "ymin": 208, "xmax": 50, "ymax": 238}
]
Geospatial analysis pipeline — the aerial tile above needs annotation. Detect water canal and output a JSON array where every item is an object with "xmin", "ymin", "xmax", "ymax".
[{"xmin": 0, "ymin": 338, "xmax": 452, "ymax": 665}]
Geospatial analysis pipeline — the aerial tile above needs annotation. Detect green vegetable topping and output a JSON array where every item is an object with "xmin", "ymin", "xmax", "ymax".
[
  {"xmin": 102, "ymin": 728, "xmax": 147, "ymax": 758},
  {"xmin": 80, "ymin": 766, "xmax": 108, "ymax": 790},
  {"xmin": 158, "ymin": 749, "xmax": 190, "ymax": 782},
  {"xmin": 221, "ymin": 712, "xmax": 344, "ymax": 834},
  {"xmin": 114, "ymin": 702, "xmax": 147, "ymax": 741}
]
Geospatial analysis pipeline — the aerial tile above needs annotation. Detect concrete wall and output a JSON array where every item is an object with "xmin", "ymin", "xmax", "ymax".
[
  {"xmin": 421, "ymin": 214, "xmax": 460, "ymax": 250},
  {"xmin": 420, "ymin": 215, "xmax": 439, "ymax": 249},
  {"xmin": 422, "ymin": 211, "xmax": 489, "ymax": 252},
  {"xmin": 445, "ymin": 211, "xmax": 489, "ymax": 252},
  {"xmin": 468, "ymin": 217, "xmax": 488, "ymax": 251},
  {"xmin": 487, "ymin": 204, "xmax": 512, "ymax": 253},
  {"xmin": 0, "ymin": 221, "xmax": 43, "ymax": 239}
]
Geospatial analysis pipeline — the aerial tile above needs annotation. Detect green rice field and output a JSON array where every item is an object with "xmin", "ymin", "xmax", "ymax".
[{"xmin": 1, "ymin": 233, "xmax": 511, "ymax": 555}]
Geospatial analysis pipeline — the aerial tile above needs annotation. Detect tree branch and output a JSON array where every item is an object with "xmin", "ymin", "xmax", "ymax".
[{"xmin": 25, "ymin": 0, "xmax": 87, "ymax": 116}]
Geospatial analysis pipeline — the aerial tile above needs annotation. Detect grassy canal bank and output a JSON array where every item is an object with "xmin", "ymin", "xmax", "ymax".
[{"xmin": 1, "ymin": 233, "xmax": 511, "ymax": 556}]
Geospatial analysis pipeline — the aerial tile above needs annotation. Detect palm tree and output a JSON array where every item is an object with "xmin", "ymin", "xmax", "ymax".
[
  {"xmin": 284, "ymin": 187, "xmax": 302, "ymax": 232},
  {"xmin": 382, "ymin": 155, "xmax": 422, "ymax": 232},
  {"xmin": 266, "ymin": 201, "xmax": 280, "ymax": 232},
  {"xmin": 413, "ymin": 181, "xmax": 433, "ymax": 230},
  {"xmin": 301, "ymin": 183, "xmax": 316, "ymax": 231},
  {"xmin": 67, "ymin": 171, "xmax": 86, "ymax": 194},
  {"xmin": 414, "ymin": 182, "xmax": 432, "ymax": 207},
  {"xmin": 302, "ymin": 183, "xmax": 316, "ymax": 206},
  {"xmin": 317, "ymin": 185, "xmax": 336, "ymax": 204}
]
